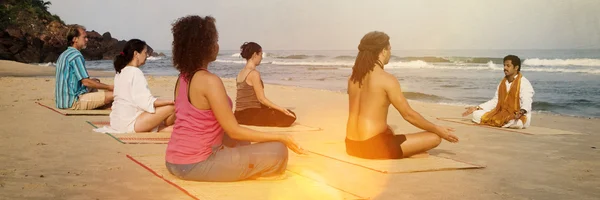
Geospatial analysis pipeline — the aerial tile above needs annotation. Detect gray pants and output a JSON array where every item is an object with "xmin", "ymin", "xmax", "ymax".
[{"xmin": 166, "ymin": 134, "xmax": 288, "ymax": 182}]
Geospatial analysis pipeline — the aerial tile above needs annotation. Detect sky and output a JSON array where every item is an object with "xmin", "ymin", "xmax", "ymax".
[{"xmin": 48, "ymin": 0, "xmax": 600, "ymax": 50}]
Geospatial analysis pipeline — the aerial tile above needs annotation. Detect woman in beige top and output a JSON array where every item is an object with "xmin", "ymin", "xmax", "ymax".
[
  {"xmin": 234, "ymin": 42, "xmax": 296, "ymax": 127},
  {"xmin": 346, "ymin": 31, "xmax": 459, "ymax": 159}
]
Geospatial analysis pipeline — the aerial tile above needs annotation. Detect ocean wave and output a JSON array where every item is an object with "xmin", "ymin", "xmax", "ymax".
[
  {"xmin": 217, "ymin": 57, "xmax": 600, "ymax": 74},
  {"xmin": 523, "ymin": 58, "xmax": 600, "ymax": 67},
  {"xmin": 388, "ymin": 61, "xmax": 600, "ymax": 74},
  {"xmin": 269, "ymin": 61, "xmax": 353, "ymax": 67},
  {"xmin": 403, "ymin": 92, "xmax": 449, "ymax": 101},
  {"xmin": 230, "ymin": 52, "xmax": 268, "ymax": 58},
  {"xmin": 487, "ymin": 61, "xmax": 502, "ymax": 70},
  {"xmin": 215, "ymin": 59, "xmax": 246, "ymax": 64},
  {"xmin": 334, "ymin": 55, "xmax": 356, "ymax": 60},
  {"xmin": 275, "ymin": 55, "xmax": 310, "ymax": 59},
  {"xmin": 37, "ymin": 62, "xmax": 55, "ymax": 67},
  {"xmin": 146, "ymin": 56, "xmax": 164, "ymax": 61},
  {"xmin": 531, "ymin": 101, "xmax": 584, "ymax": 111},
  {"xmin": 400, "ymin": 56, "xmax": 451, "ymax": 63},
  {"xmin": 225, "ymin": 52, "xmax": 600, "ymax": 68},
  {"xmin": 440, "ymin": 84, "xmax": 460, "ymax": 88},
  {"xmin": 275, "ymin": 60, "xmax": 440, "ymax": 68},
  {"xmin": 386, "ymin": 60, "xmax": 433, "ymax": 68},
  {"xmin": 461, "ymin": 57, "xmax": 503, "ymax": 64},
  {"xmin": 218, "ymin": 59, "xmax": 353, "ymax": 67},
  {"xmin": 571, "ymin": 99, "xmax": 593, "ymax": 103},
  {"xmin": 524, "ymin": 67, "xmax": 600, "ymax": 74}
]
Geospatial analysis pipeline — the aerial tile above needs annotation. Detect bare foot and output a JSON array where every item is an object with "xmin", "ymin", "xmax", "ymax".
[{"xmin": 407, "ymin": 152, "xmax": 430, "ymax": 159}]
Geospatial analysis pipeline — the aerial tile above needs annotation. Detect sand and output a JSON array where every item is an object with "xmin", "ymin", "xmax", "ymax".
[{"xmin": 0, "ymin": 60, "xmax": 598, "ymax": 200}]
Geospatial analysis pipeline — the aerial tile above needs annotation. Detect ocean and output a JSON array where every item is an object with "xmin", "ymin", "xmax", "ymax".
[{"xmin": 56, "ymin": 49, "xmax": 600, "ymax": 118}]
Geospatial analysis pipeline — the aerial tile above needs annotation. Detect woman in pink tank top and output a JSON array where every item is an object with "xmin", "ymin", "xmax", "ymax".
[{"xmin": 165, "ymin": 15, "xmax": 306, "ymax": 182}]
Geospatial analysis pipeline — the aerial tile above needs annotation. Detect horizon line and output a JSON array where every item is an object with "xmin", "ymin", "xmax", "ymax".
[{"xmin": 152, "ymin": 48, "xmax": 600, "ymax": 52}]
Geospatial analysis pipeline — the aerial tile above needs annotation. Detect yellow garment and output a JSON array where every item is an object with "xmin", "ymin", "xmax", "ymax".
[{"xmin": 481, "ymin": 73, "xmax": 528, "ymax": 127}]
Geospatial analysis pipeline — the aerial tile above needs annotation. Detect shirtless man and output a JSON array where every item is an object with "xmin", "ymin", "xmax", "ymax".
[{"xmin": 345, "ymin": 31, "xmax": 459, "ymax": 159}]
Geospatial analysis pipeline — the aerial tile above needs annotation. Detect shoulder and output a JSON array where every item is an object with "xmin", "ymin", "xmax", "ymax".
[
  {"xmin": 125, "ymin": 67, "xmax": 146, "ymax": 80},
  {"xmin": 197, "ymin": 71, "xmax": 223, "ymax": 86},
  {"xmin": 520, "ymin": 75, "xmax": 534, "ymax": 90},
  {"xmin": 188, "ymin": 71, "xmax": 225, "ymax": 93},
  {"xmin": 246, "ymin": 70, "xmax": 262, "ymax": 82},
  {"xmin": 67, "ymin": 49, "xmax": 84, "ymax": 60},
  {"xmin": 129, "ymin": 67, "xmax": 144, "ymax": 75},
  {"xmin": 379, "ymin": 70, "xmax": 399, "ymax": 86},
  {"xmin": 370, "ymin": 70, "xmax": 399, "ymax": 93},
  {"xmin": 248, "ymin": 70, "xmax": 261, "ymax": 77},
  {"xmin": 520, "ymin": 76, "xmax": 533, "ymax": 86}
]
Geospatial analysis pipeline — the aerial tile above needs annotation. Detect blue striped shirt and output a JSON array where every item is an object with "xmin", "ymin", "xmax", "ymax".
[{"xmin": 55, "ymin": 47, "xmax": 89, "ymax": 109}]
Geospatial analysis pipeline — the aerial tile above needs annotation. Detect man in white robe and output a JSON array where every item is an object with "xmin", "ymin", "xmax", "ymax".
[{"xmin": 463, "ymin": 55, "xmax": 534, "ymax": 129}]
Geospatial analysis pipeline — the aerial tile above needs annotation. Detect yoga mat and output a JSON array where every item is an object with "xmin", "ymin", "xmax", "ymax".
[
  {"xmin": 437, "ymin": 117, "xmax": 583, "ymax": 135},
  {"xmin": 127, "ymin": 154, "xmax": 365, "ymax": 200},
  {"xmin": 86, "ymin": 121, "xmax": 170, "ymax": 144},
  {"xmin": 306, "ymin": 142, "xmax": 484, "ymax": 174},
  {"xmin": 241, "ymin": 123, "xmax": 322, "ymax": 132},
  {"xmin": 91, "ymin": 119, "xmax": 320, "ymax": 134},
  {"xmin": 35, "ymin": 101, "xmax": 110, "ymax": 116}
]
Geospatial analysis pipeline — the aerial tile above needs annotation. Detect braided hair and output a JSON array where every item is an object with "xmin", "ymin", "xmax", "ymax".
[{"xmin": 349, "ymin": 31, "xmax": 390, "ymax": 87}]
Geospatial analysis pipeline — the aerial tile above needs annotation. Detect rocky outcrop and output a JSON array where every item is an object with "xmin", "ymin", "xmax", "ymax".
[
  {"xmin": 0, "ymin": 22, "xmax": 160, "ymax": 63},
  {"xmin": 0, "ymin": 1, "xmax": 160, "ymax": 63}
]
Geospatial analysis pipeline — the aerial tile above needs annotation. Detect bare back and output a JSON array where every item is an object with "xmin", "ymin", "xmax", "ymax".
[{"xmin": 346, "ymin": 67, "xmax": 394, "ymax": 141}]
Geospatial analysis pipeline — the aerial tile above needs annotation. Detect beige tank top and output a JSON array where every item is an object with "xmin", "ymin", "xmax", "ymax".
[{"xmin": 235, "ymin": 71, "xmax": 264, "ymax": 111}]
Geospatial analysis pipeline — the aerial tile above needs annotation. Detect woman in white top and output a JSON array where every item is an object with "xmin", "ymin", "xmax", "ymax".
[{"xmin": 110, "ymin": 39, "xmax": 175, "ymax": 133}]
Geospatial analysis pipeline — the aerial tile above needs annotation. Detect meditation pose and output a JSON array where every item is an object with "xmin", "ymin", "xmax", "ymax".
[
  {"xmin": 462, "ymin": 55, "xmax": 534, "ymax": 129},
  {"xmin": 165, "ymin": 15, "xmax": 305, "ymax": 182},
  {"xmin": 109, "ymin": 39, "xmax": 175, "ymax": 133},
  {"xmin": 346, "ymin": 31, "xmax": 459, "ymax": 159},
  {"xmin": 234, "ymin": 42, "xmax": 297, "ymax": 127},
  {"xmin": 55, "ymin": 25, "xmax": 114, "ymax": 110}
]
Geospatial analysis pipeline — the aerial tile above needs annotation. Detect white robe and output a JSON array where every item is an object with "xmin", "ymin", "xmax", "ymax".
[
  {"xmin": 472, "ymin": 75, "xmax": 534, "ymax": 128},
  {"xmin": 107, "ymin": 66, "xmax": 157, "ymax": 133}
]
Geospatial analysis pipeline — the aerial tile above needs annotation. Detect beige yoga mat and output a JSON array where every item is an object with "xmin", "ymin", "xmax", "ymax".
[
  {"xmin": 241, "ymin": 123, "xmax": 322, "ymax": 132},
  {"xmin": 86, "ymin": 121, "xmax": 170, "ymax": 144},
  {"xmin": 127, "ymin": 154, "xmax": 364, "ymax": 200},
  {"xmin": 437, "ymin": 117, "xmax": 583, "ymax": 135},
  {"xmin": 306, "ymin": 142, "xmax": 484, "ymax": 174},
  {"xmin": 35, "ymin": 101, "xmax": 111, "ymax": 116}
]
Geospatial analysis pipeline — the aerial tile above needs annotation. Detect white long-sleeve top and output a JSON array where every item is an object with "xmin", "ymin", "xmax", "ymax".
[
  {"xmin": 479, "ymin": 75, "xmax": 535, "ymax": 127},
  {"xmin": 109, "ymin": 66, "xmax": 157, "ymax": 132}
]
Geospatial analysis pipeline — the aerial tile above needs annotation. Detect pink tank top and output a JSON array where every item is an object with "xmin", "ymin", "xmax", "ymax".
[{"xmin": 166, "ymin": 74, "xmax": 232, "ymax": 164}]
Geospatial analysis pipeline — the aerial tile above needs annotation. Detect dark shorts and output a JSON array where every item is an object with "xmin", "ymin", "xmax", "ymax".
[
  {"xmin": 345, "ymin": 128, "xmax": 407, "ymax": 159},
  {"xmin": 234, "ymin": 104, "xmax": 296, "ymax": 127}
]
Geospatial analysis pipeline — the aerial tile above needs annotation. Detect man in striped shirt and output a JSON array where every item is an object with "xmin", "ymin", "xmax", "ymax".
[{"xmin": 55, "ymin": 25, "xmax": 114, "ymax": 110}]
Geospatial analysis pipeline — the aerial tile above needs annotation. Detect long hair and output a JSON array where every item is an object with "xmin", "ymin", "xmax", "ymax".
[
  {"xmin": 349, "ymin": 31, "xmax": 390, "ymax": 86},
  {"xmin": 113, "ymin": 39, "xmax": 147, "ymax": 73}
]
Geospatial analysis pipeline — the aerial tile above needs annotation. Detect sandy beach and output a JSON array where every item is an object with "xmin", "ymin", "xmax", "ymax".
[{"xmin": 0, "ymin": 60, "xmax": 599, "ymax": 200}]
